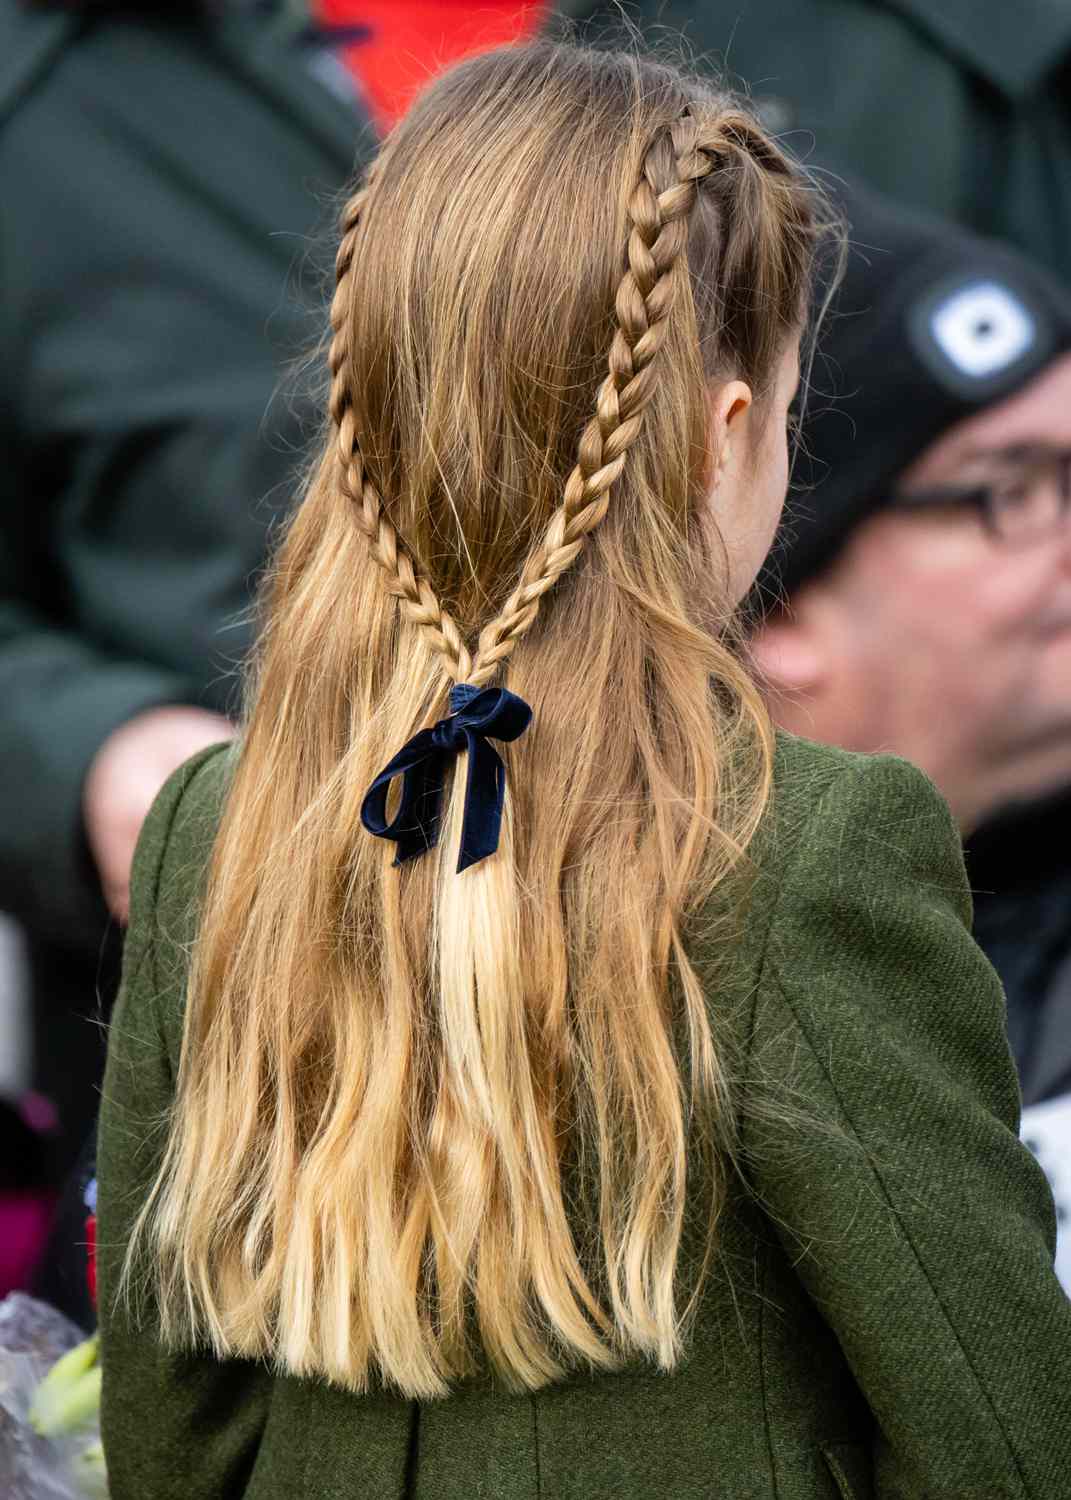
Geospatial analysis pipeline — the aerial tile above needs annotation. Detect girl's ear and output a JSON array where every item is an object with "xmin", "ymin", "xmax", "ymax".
[
  {"xmin": 710, "ymin": 379, "xmax": 753, "ymax": 433},
  {"xmin": 708, "ymin": 380, "xmax": 752, "ymax": 486},
  {"xmin": 705, "ymin": 381, "xmax": 756, "ymax": 492}
]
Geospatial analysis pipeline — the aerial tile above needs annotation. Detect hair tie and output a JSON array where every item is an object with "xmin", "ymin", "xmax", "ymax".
[{"xmin": 360, "ymin": 684, "xmax": 532, "ymax": 872}]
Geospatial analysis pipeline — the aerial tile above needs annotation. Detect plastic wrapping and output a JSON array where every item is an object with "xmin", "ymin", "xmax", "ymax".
[{"xmin": 0, "ymin": 1294, "xmax": 107, "ymax": 1499}]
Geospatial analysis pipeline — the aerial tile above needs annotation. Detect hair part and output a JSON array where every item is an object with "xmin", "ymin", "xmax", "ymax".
[{"xmin": 119, "ymin": 39, "xmax": 829, "ymax": 1397}]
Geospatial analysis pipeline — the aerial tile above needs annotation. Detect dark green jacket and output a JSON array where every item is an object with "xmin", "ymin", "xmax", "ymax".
[{"xmin": 97, "ymin": 733, "xmax": 1071, "ymax": 1499}]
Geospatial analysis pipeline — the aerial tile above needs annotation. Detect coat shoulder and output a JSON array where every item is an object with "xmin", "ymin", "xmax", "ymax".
[
  {"xmin": 766, "ymin": 729, "xmax": 955, "ymax": 866},
  {"xmin": 131, "ymin": 741, "xmax": 235, "ymax": 906},
  {"xmin": 149, "ymin": 740, "xmax": 236, "ymax": 946},
  {"xmin": 703, "ymin": 731, "xmax": 964, "ymax": 986},
  {"xmin": 770, "ymin": 728, "xmax": 865, "ymax": 817},
  {"xmin": 762, "ymin": 729, "xmax": 884, "ymax": 872}
]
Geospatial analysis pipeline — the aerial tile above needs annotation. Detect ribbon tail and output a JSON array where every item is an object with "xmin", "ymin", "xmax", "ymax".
[
  {"xmin": 392, "ymin": 755, "xmax": 447, "ymax": 864},
  {"xmin": 359, "ymin": 732, "xmax": 447, "ymax": 864},
  {"xmin": 456, "ymin": 734, "xmax": 507, "ymax": 872}
]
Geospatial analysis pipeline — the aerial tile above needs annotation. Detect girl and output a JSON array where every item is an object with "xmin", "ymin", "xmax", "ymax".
[{"xmin": 97, "ymin": 40, "xmax": 1071, "ymax": 1500}]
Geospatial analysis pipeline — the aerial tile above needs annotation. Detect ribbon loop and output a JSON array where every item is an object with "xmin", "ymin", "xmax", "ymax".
[{"xmin": 360, "ymin": 685, "xmax": 532, "ymax": 872}]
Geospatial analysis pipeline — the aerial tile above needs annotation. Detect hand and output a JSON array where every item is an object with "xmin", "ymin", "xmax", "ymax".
[{"xmin": 83, "ymin": 705, "xmax": 235, "ymax": 923}]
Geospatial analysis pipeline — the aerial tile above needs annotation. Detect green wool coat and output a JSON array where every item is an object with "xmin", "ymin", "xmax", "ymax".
[{"xmin": 97, "ymin": 735, "xmax": 1071, "ymax": 1499}]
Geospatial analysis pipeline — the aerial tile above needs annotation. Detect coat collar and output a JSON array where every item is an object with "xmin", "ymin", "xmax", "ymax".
[{"xmin": 888, "ymin": 0, "xmax": 1071, "ymax": 99}]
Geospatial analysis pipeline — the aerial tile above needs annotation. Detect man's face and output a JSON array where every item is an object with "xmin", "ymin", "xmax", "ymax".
[{"xmin": 783, "ymin": 351, "xmax": 1071, "ymax": 827}]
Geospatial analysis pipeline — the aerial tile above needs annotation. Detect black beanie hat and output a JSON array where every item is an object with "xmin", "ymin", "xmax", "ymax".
[{"xmin": 762, "ymin": 184, "xmax": 1071, "ymax": 600}]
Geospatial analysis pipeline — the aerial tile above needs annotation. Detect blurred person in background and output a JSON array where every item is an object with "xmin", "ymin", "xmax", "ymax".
[
  {"xmin": 688, "ymin": 0, "xmax": 1071, "ymax": 286},
  {"xmin": 0, "ymin": 0, "xmax": 369, "ymax": 1186},
  {"xmin": 751, "ymin": 188, "xmax": 1071, "ymax": 1279}
]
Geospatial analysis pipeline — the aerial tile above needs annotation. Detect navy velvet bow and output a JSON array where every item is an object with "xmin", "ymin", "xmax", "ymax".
[{"xmin": 360, "ymin": 684, "xmax": 533, "ymax": 872}]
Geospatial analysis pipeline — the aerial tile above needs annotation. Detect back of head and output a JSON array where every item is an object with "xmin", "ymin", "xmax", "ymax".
[{"xmin": 126, "ymin": 40, "xmax": 824, "ymax": 1398}]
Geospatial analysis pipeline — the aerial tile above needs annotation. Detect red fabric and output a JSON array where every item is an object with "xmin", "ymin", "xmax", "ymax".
[
  {"xmin": 316, "ymin": 1, "xmax": 549, "ymax": 131},
  {"xmin": 0, "ymin": 1192, "xmax": 55, "ymax": 1296},
  {"xmin": 85, "ymin": 1212, "xmax": 97, "ymax": 1308}
]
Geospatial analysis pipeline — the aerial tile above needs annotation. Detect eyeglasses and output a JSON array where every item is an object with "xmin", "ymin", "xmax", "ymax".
[{"xmin": 887, "ymin": 447, "xmax": 1071, "ymax": 545}]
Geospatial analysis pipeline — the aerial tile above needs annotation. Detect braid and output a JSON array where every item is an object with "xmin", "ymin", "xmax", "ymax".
[
  {"xmin": 329, "ymin": 182, "xmax": 473, "ymax": 682},
  {"xmin": 467, "ymin": 117, "xmax": 725, "ymax": 687},
  {"xmin": 331, "ymin": 114, "xmax": 761, "ymax": 692}
]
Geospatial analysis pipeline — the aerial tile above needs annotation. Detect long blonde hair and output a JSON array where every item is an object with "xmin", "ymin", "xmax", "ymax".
[{"xmin": 122, "ymin": 42, "xmax": 824, "ymax": 1398}]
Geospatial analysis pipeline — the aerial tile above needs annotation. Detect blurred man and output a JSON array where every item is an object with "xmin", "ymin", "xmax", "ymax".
[
  {"xmin": 755, "ymin": 191, "xmax": 1071, "ymax": 845},
  {"xmin": 752, "ymin": 194, "xmax": 1071, "ymax": 1263}
]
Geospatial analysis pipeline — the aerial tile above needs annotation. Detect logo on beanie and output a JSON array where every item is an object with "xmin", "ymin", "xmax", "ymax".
[
  {"xmin": 909, "ymin": 271, "xmax": 1053, "ymax": 401},
  {"xmin": 930, "ymin": 281, "xmax": 1035, "ymax": 377}
]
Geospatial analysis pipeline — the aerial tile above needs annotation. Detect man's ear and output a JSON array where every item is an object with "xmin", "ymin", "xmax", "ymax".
[{"xmin": 749, "ymin": 597, "xmax": 827, "ymax": 693}]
